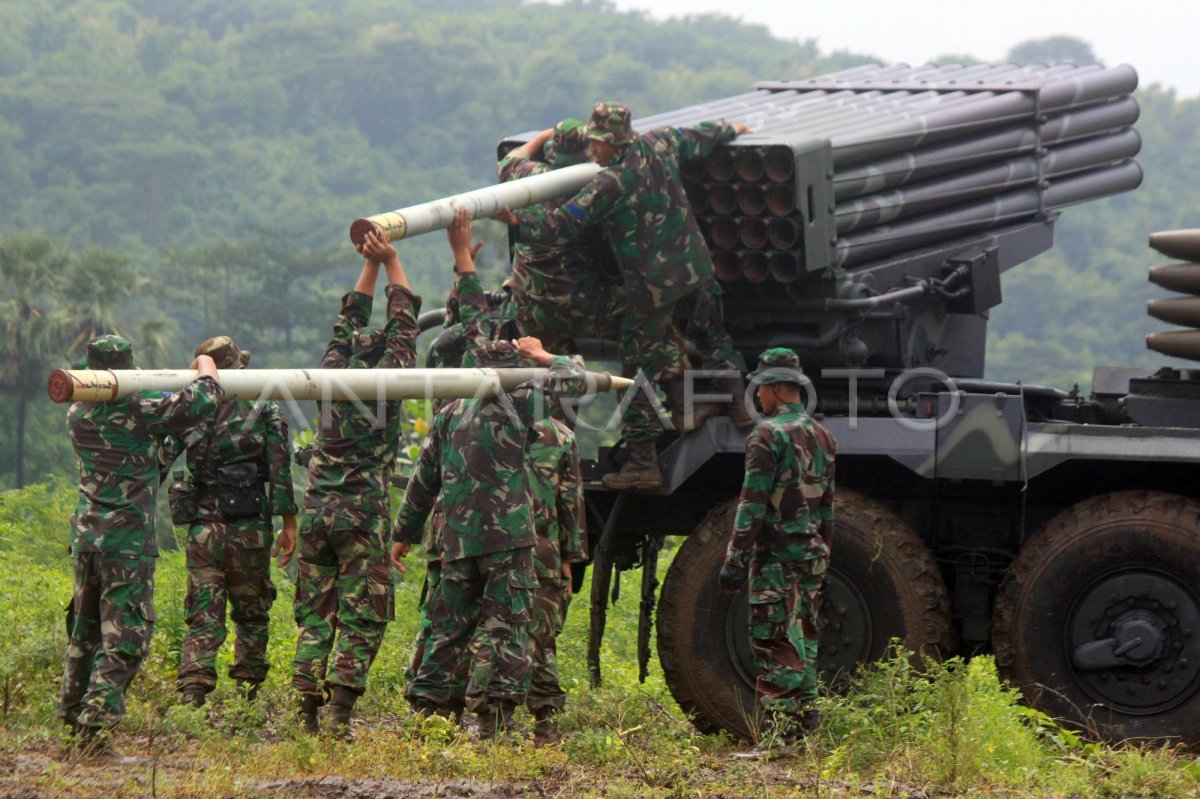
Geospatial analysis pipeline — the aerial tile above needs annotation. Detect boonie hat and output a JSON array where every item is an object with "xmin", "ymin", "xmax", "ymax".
[
  {"xmin": 586, "ymin": 102, "xmax": 635, "ymax": 146},
  {"xmin": 86, "ymin": 335, "xmax": 135, "ymax": 370},
  {"xmin": 195, "ymin": 335, "xmax": 250, "ymax": 369},
  {"xmin": 747, "ymin": 347, "xmax": 805, "ymax": 387}
]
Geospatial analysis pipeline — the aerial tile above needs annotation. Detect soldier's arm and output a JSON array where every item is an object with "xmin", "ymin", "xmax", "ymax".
[
  {"xmin": 557, "ymin": 433, "xmax": 587, "ymax": 563},
  {"xmin": 359, "ymin": 222, "xmax": 425, "ymax": 368},
  {"xmin": 392, "ymin": 425, "xmax": 442, "ymax": 545},
  {"xmin": 145, "ymin": 356, "xmax": 224, "ymax": 435},
  {"xmin": 499, "ymin": 131, "xmax": 553, "ymax": 182},
  {"xmin": 445, "ymin": 210, "xmax": 493, "ymax": 361},
  {"xmin": 817, "ymin": 432, "xmax": 837, "ymax": 541},
  {"xmin": 724, "ymin": 428, "xmax": 778, "ymax": 570},
  {"xmin": 669, "ymin": 120, "xmax": 740, "ymax": 163},
  {"xmin": 264, "ymin": 403, "xmax": 299, "ymax": 518},
  {"xmin": 320, "ymin": 289, "xmax": 374, "ymax": 369},
  {"xmin": 513, "ymin": 172, "xmax": 619, "ymax": 247},
  {"xmin": 514, "ymin": 340, "xmax": 587, "ymax": 429}
]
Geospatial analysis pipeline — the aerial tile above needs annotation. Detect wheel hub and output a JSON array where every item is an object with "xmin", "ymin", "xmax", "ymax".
[{"xmin": 1069, "ymin": 570, "xmax": 1200, "ymax": 715}]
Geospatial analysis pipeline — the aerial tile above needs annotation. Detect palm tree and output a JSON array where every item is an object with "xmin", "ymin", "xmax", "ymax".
[{"xmin": 0, "ymin": 235, "xmax": 70, "ymax": 487}]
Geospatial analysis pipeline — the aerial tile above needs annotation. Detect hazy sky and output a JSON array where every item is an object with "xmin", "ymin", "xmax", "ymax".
[{"xmin": 607, "ymin": 0, "xmax": 1200, "ymax": 98}]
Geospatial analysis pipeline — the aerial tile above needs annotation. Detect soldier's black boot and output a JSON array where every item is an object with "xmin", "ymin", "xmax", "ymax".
[
  {"xmin": 474, "ymin": 703, "xmax": 516, "ymax": 742},
  {"xmin": 298, "ymin": 694, "xmax": 321, "ymax": 736},
  {"xmin": 601, "ymin": 440, "xmax": 663, "ymax": 491},
  {"xmin": 76, "ymin": 725, "xmax": 116, "ymax": 759},
  {"xmin": 532, "ymin": 708, "xmax": 562, "ymax": 746},
  {"xmin": 326, "ymin": 687, "xmax": 358, "ymax": 739},
  {"xmin": 662, "ymin": 379, "xmax": 723, "ymax": 434},
  {"xmin": 179, "ymin": 686, "xmax": 206, "ymax": 709}
]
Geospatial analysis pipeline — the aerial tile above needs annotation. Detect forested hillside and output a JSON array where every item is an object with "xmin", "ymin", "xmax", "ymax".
[{"xmin": 2, "ymin": 0, "xmax": 1199, "ymax": 487}]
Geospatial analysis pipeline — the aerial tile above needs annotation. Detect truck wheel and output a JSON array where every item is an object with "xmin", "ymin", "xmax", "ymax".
[
  {"xmin": 656, "ymin": 489, "xmax": 953, "ymax": 739},
  {"xmin": 993, "ymin": 490, "xmax": 1200, "ymax": 745}
]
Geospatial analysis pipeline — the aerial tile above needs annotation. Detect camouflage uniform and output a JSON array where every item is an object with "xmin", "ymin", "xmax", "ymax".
[
  {"xmin": 499, "ymin": 119, "xmax": 624, "ymax": 352},
  {"xmin": 723, "ymin": 348, "xmax": 836, "ymax": 720},
  {"xmin": 293, "ymin": 284, "xmax": 420, "ymax": 699},
  {"xmin": 60, "ymin": 336, "xmax": 223, "ymax": 731},
  {"xmin": 393, "ymin": 344, "xmax": 586, "ymax": 720},
  {"xmin": 525, "ymin": 417, "xmax": 585, "ymax": 718},
  {"xmin": 404, "ymin": 271, "xmax": 492, "ymax": 716},
  {"xmin": 515, "ymin": 102, "xmax": 746, "ymax": 443},
  {"xmin": 166, "ymin": 337, "xmax": 297, "ymax": 699}
]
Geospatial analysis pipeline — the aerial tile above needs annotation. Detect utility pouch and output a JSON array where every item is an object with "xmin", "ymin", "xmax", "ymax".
[
  {"xmin": 168, "ymin": 470, "xmax": 199, "ymax": 525},
  {"xmin": 214, "ymin": 462, "xmax": 265, "ymax": 520}
]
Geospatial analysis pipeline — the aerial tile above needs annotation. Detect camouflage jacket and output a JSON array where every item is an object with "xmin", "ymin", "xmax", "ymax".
[
  {"xmin": 303, "ymin": 285, "xmax": 421, "ymax": 530},
  {"xmin": 514, "ymin": 122, "xmax": 736, "ymax": 308},
  {"xmin": 500, "ymin": 153, "xmax": 613, "ymax": 301},
  {"xmin": 725, "ymin": 403, "xmax": 837, "ymax": 569},
  {"xmin": 163, "ymin": 399, "xmax": 297, "ymax": 532},
  {"xmin": 392, "ymin": 356, "xmax": 587, "ymax": 562},
  {"xmin": 68, "ymin": 377, "xmax": 224, "ymax": 557},
  {"xmin": 528, "ymin": 417, "xmax": 586, "ymax": 580}
]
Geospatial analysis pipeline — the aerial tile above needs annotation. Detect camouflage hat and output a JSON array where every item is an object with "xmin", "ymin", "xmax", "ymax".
[
  {"xmin": 194, "ymin": 335, "xmax": 250, "ymax": 369},
  {"xmin": 747, "ymin": 347, "xmax": 805, "ymax": 387},
  {"xmin": 553, "ymin": 118, "xmax": 587, "ymax": 153},
  {"xmin": 475, "ymin": 340, "xmax": 523, "ymax": 368},
  {"xmin": 586, "ymin": 102, "xmax": 635, "ymax": 146},
  {"xmin": 86, "ymin": 335, "xmax": 135, "ymax": 370}
]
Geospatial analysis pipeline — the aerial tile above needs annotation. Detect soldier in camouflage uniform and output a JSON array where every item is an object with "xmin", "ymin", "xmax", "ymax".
[
  {"xmin": 525, "ymin": 413, "xmax": 585, "ymax": 745},
  {"xmin": 164, "ymin": 336, "xmax": 298, "ymax": 707},
  {"xmin": 391, "ymin": 335, "xmax": 586, "ymax": 739},
  {"xmin": 503, "ymin": 101, "xmax": 750, "ymax": 491},
  {"xmin": 498, "ymin": 118, "xmax": 625, "ymax": 352},
  {"xmin": 718, "ymin": 348, "xmax": 836, "ymax": 751},
  {"xmin": 60, "ymin": 336, "xmax": 223, "ymax": 754},
  {"xmin": 403, "ymin": 210, "xmax": 491, "ymax": 721},
  {"xmin": 293, "ymin": 228, "xmax": 420, "ymax": 735}
]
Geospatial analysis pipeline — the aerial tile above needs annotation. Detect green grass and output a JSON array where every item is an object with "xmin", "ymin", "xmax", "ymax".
[{"xmin": 3, "ymin": 482, "xmax": 1200, "ymax": 798}]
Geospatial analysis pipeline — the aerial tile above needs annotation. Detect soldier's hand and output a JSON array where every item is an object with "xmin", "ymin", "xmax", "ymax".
[
  {"xmin": 516, "ymin": 336, "xmax": 552, "ymax": 365},
  {"xmin": 274, "ymin": 517, "xmax": 297, "ymax": 568},
  {"xmin": 562, "ymin": 562, "xmax": 573, "ymax": 597},
  {"xmin": 447, "ymin": 207, "xmax": 474, "ymax": 253},
  {"xmin": 718, "ymin": 562, "xmax": 746, "ymax": 594},
  {"xmin": 390, "ymin": 541, "xmax": 410, "ymax": 573},
  {"xmin": 359, "ymin": 227, "xmax": 398, "ymax": 264},
  {"xmin": 491, "ymin": 205, "xmax": 519, "ymax": 226},
  {"xmin": 733, "ymin": 122, "xmax": 752, "ymax": 135}
]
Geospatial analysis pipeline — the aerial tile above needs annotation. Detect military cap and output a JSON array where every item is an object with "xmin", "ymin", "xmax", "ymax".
[
  {"xmin": 195, "ymin": 335, "xmax": 250, "ymax": 369},
  {"xmin": 475, "ymin": 340, "xmax": 523, "ymax": 368},
  {"xmin": 86, "ymin": 335, "xmax": 135, "ymax": 370},
  {"xmin": 546, "ymin": 117, "xmax": 590, "ymax": 168},
  {"xmin": 586, "ymin": 102, "xmax": 635, "ymax": 146},
  {"xmin": 747, "ymin": 347, "xmax": 805, "ymax": 387}
]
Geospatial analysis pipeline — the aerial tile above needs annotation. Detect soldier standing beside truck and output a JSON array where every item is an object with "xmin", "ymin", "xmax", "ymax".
[
  {"xmin": 501, "ymin": 101, "xmax": 751, "ymax": 491},
  {"xmin": 718, "ymin": 348, "xmax": 836, "ymax": 752},
  {"xmin": 292, "ymin": 229, "xmax": 420, "ymax": 736},
  {"xmin": 166, "ymin": 335, "xmax": 298, "ymax": 708},
  {"xmin": 60, "ymin": 336, "xmax": 223, "ymax": 755}
]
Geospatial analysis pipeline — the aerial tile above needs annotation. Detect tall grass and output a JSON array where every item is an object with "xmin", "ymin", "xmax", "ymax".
[{"xmin": 3, "ymin": 482, "xmax": 1200, "ymax": 798}]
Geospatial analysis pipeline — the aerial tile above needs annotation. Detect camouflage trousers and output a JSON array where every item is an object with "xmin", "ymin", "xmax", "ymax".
[
  {"xmin": 178, "ymin": 522, "xmax": 276, "ymax": 694},
  {"xmin": 748, "ymin": 557, "xmax": 826, "ymax": 715},
  {"xmin": 407, "ymin": 546, "xmax": 536, "ymax": 714},
  {"xmin": 620, "ymin": 275, "xmax": 741, "ymax": 442},
  {"xmin": 511, "ymin": 255, "xmax": 625, "ymax": 353},
  {"xmin": 404, "ymin": 558, "xmax": 470, "ymax": 711},
  {"xmin": 58, "ymin": 552, "xmax": 156, "ymax": 729},
  {"xmin": 526, "ymin": 575, "xmax": 569, "ymax": 715},
  {"xmin": 292, "ymin": 512, "xmax": 393, "ymax": 697}
]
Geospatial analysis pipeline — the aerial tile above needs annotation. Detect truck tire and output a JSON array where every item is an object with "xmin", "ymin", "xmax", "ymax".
[
  {"xmin": 993, "ymin": 490, "xmax": 1200, "ymax": 745},
  {"xmin": 656, "ymin": 488, "xmax": 953, "ymax": 739}
]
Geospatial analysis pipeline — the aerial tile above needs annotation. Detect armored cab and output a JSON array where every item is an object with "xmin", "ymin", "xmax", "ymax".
[{"xmin": 488, "ymin": 62, "xmax": 1200, "ymax": 746}]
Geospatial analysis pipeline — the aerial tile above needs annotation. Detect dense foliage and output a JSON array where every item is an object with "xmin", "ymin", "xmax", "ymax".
[{"xmin": 2, "ymin": 0, "xmax": 1199, "ymax": 488}]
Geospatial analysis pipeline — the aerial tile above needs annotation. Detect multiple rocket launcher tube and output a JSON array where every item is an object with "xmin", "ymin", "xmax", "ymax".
[{"xmin": 1145, "ymin": 230, "xmax": 1200, "ymax": 361}]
